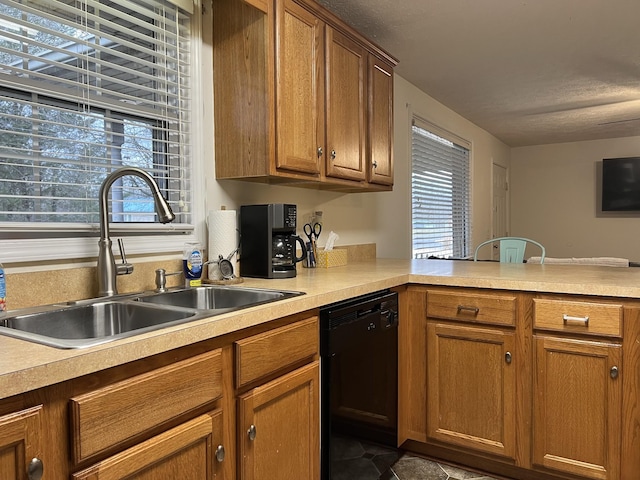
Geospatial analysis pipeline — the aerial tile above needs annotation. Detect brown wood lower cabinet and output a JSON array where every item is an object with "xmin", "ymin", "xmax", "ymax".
[
  {"xmin": 532, "ymin": 335, "xmax": 622, "ymax": 480},
  {"xmin": 426, "ymin": 322, "xmax": 516, "ymax": 460},
  {"xmin": 0, "ymin": 405, "xmax": 43, "ymax": 480},
  {"xmin": 72, "ymin": 410, "xmax": 224, "ymax": 480},
  {"xmin": 0, "ymin": 312, "xmax": 320, "ymax": 480},
  {"xmin": 238, "ymin": 361, "xmax": 320, "ymax": 480},
  {"xmin": 399, "ymin": 286, "xmax": 639, "ymax": 480}
]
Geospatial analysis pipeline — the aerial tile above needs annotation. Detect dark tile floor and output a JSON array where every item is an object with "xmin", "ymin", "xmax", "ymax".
[{"xmin": 330, "ymin": 435, "xmax": 502, "ymax": 480}]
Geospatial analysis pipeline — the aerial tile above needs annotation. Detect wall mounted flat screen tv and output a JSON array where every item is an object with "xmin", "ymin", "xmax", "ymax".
[{"xmin": 602, "ymin": 157, "xmax": 640, "ymax": 211}]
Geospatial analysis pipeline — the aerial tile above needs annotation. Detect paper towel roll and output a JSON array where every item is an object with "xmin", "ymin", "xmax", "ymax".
[{"xmin": 207, "ymin": 209, "xmax": 239, "ymax": 280}]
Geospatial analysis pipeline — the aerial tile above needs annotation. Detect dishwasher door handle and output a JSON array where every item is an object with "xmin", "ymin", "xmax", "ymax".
[{"xmin": 327, "ymin": 311, "xmax": 387, "ymax": 355}]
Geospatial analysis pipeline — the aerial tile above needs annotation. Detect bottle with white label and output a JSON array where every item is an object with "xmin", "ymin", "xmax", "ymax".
[
  {"xmin": 0, "ymin": 262, "xmax": 6, "ymax": 315},
  {"xmin": 183, "ymin": 242, "xmax": 203, "ymax": 287}
]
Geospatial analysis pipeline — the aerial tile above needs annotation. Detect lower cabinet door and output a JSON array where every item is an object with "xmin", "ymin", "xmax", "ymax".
[
  {"xmin": 0, "ymin": 405, "xmax": 43, "ymax": 480},
  {"xmin": 72, "ymin": 410, "xmax": 224, "ymax": 480},
  {"xmin": 426, "ymin": 322, "xmax": 516, "ymax": 459},
  {"xmin": 533, "ymin": 336, "xmax": 621, "ymax": 480},
  {"xmin": 238, "ymin": 361, "xmax": 320, "ymax": 480}
]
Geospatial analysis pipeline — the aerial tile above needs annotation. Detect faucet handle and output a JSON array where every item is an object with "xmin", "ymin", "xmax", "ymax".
[{"xmin": 116, "ymin": 238, "xmax": 134, "ymax": 275}]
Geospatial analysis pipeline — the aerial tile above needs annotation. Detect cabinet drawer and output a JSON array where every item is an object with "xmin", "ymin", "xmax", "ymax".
[
  {"xmin": 235, "ymin": 316, "xmax": 318, "ymax": 388},
  {"xmin": 72, "ymin": 410, "xmax": 223, "ymax": 480},
  {"xmin": 533, "ymin": 298, "xmax": 623, "ymax": 337},
  {"xmin": 70, "ymin": 349, "xmax": 222, "ymax": 463},
  {"xmin": 426, "ymin": 289, "xmax": 517, "ymax": 326}
]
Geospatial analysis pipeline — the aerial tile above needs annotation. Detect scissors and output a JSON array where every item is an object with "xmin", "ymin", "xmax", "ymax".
[
  {"xmin": 304, "ymin": 223, "xmax": 322, "ymax": 266},
  {"xmin": 303, "ymin": 222, "xmax": 322, "ymax": 242}
]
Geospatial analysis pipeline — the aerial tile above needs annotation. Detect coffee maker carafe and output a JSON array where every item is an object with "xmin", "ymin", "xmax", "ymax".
[{"xmin": 240, "ymin": 204, "xmax": 307, "ymax": 278}]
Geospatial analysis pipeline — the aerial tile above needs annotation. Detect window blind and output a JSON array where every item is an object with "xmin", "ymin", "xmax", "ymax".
[
  {"xmin": 0, "ymin": 0, "xmax": 192, "ymax": 235},
  {"xmin": 411, "ymin": 118, "xmax": 471, "ymax": 259}
]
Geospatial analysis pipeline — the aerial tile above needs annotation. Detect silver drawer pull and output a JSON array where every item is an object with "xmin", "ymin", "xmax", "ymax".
[
  {"xmin": 563, "ymin": 314, "xmax": 589, "ymax": 326},
  {"xmin": 610, "ymin": 366, "xmax": 619, "ymax": 379},
  {"xmin": 457, "ymin": 305, "xmax": 479, "ymax": 315}
]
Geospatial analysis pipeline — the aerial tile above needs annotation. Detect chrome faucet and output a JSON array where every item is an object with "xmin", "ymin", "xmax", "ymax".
[{"xmin": 98, "ymin": 167, "xmax": 175, "ymax": 296}]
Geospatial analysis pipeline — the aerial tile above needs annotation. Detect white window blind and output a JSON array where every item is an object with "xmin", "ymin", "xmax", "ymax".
[
  {"xmin": 411, "ymin": 117, "xmax": 471, "ymax": 259},
  {"xmin": 0, "ymin": 0, "xmax": 192, "ymax": 236}
]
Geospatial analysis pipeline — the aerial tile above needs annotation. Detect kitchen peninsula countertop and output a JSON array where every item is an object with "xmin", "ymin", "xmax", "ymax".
[{"xmin": 2, "ymin": 258, "xmax": 640, "ymax": 400}]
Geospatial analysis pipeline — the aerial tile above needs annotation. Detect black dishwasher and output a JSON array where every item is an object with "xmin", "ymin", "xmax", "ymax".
[{"xmin": 320, "ymin": 289, "xmax": 399, "ymax": 480}]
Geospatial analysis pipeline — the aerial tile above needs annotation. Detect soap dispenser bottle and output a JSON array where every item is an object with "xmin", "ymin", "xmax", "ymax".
[{"xmin": 183, "ymin": 242, "xmax": 203, "ymax": 287}]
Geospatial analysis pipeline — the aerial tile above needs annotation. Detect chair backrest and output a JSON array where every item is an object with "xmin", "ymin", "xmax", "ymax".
[{"xmin": 473, "ymin": 237, "xmax": 546, "ymax": 264}]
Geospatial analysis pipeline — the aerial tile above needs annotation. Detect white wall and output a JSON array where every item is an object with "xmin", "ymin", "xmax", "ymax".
[
  {"xmin": 373, "ymin": 76, "xmax": 511, "ymax": 259},
  {"xmin": 511, "ymin": 136, "xmax": 640, "ymax": 260},
  {"xmin": 203, "ymin": 74, "xmax": 510, "ymax": 260}
]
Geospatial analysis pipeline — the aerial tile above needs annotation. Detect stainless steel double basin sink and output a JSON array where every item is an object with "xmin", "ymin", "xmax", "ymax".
[{"xmin": 0, "ymin": 286, "xmax": 304, "ymax": 349}]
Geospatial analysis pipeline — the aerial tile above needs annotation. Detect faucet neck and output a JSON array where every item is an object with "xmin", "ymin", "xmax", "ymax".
[
  {"xmin": 98, "ymin": 167, "xmax": 165, "ymax": 241},
  {"xmin": 97, "ymin": 167, "xmax": 174, "ymax": 297}
]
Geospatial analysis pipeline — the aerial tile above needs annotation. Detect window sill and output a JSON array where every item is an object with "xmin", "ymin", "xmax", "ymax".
[{"xmin": 0, "ymin": 234, "xmax": 195, "ymax": 265}]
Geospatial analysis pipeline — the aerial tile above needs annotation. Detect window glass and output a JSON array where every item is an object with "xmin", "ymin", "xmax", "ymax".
[{"xmin": 0, "ymin": 0, "xmax": 191, "ymax": 233}]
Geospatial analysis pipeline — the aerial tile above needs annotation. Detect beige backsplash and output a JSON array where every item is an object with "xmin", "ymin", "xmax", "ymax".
[{"xmin": 6, "ymin": 244, "xmax": 376, "ymax": 310}]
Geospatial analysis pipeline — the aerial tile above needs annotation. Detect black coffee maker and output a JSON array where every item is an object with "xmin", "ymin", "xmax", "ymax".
[{"xmin": 239, "ymin": 204, "xmax": 307, "ymax": 278}]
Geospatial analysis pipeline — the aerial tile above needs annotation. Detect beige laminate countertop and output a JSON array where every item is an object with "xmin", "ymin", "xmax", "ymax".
[{"xmin": 2, "ymin": 258, "xmax": 640, "ymax": 400}]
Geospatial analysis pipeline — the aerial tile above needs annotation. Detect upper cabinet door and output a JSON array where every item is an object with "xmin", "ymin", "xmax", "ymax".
[
  {"xmin": 275, "ymin": 0, "xmax": 324, "ymax": 175},
  {"xmin": 325, "ymin": 26, "xmax": 367, "ymax": 182},
  {"xmin": 368, "ymin": 55, "xmax": 394, "ymax": 186}
]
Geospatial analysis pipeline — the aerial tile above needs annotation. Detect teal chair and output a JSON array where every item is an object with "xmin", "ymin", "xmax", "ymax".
[{"xmin": 473, "ymin": 237, "xmax": 546, "ymax": 264}]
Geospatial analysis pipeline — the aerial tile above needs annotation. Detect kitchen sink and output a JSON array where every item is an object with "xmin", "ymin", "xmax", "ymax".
[
  {"xmin": 135, "ymin": 285, "xmax": 303, "ymax": 311},
  {"xmin": 0, "ymin": 286, "xmax": 304, "ymax": 349},
  {"xmin": 0, "ymin": 301, "xmax": 199, "ymax": 349}
]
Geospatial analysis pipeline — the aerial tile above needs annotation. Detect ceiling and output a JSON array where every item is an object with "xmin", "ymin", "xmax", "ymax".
[{"xmin": 316, "ymin": 0, "xmax": 640, "ymax": 147}]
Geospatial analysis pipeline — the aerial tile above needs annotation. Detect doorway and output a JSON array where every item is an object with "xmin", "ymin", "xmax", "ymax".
[{"xmin": 492, "ymin": 163, "xmax": 508, "ymax": 261}]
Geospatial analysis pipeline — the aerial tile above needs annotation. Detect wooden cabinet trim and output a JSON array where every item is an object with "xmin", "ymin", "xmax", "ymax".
[
  {"xmin": 235, "ymin": 316, "xmax": 318, "ymax": 388},
  {"xmin": 398, "ymin": 287, "xmax": 428, "ymax": 444},
  {"xmin": 622, "ymin": 306, "xmax": 640, "ymax": 479},
  {"xmin": 70, "ymin": 349, "xmax": 223, "ymax": 464},
  {"xmin": 242, "ymin": 0, "xmax": 268, "ymax": 13}
]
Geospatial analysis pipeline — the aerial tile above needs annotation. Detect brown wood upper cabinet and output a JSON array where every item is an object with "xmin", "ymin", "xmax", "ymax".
[{"xmin": 213, "ymin": 0, "xmax": 397, "ymax": 192}]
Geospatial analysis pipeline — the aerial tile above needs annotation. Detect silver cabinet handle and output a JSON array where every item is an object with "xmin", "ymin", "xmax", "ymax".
[
  {"xmin": 610, "ymin": 366, "xmax": 619, "ymax": 379},
  {"xmin": 215, "ymin": 445, "xmax": 225, "ymax": 462},
  {"xmin": 330, "ymin": 149, "xmax": 336, "ymax": 160},
  {"xmin": 505, "ymin": 352, "xmax": 512, "ymax": 364},
  {"xmin": 247, "ymin": 424, "xmax": 257, "ymax": 441},
  {"xmin": 28, "ymin": 458, "xmax": 43, "ymax": 480},
  {"xmin": 457, "ymin": 305, "xmax": 479, "ymax": 315},
  {"xmin": 317, "ymin": 147, "xmax": 323, "ymax": 158},
  {"xmin": 563, "ymin": 314, "xmax": 589, "ymax": 325}
]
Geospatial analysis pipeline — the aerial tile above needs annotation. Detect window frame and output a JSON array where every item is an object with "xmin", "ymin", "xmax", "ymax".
[
  {"xmin": 0, "ymin": 0, "xmax": 205, "ymax": 263},
  {"xmin": 411, "ymin": 115, "xmax": 472, "ymax": 260}
]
